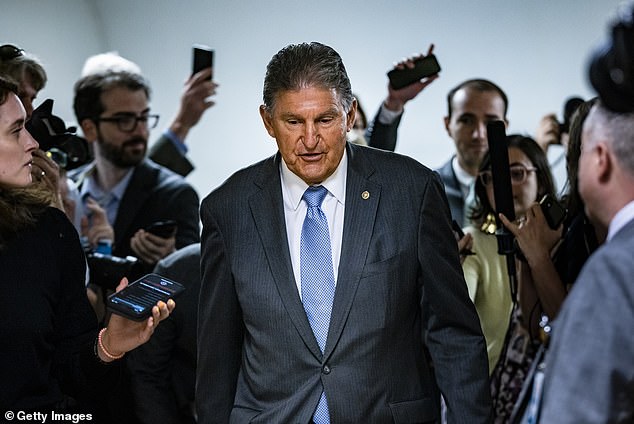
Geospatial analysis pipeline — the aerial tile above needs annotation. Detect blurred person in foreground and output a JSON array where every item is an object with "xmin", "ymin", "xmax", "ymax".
[{"xmin": 539, "ymin": 101, "xmax": 634, "ymax": 422}]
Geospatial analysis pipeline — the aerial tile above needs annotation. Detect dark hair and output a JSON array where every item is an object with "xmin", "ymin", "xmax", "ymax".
[
  {"xmin": 470, "ymin": 134, "xmax": 556, "ymax": 226},
  {"xmin": 562, "ymin": 98, "xmax": 598, "ymax": 217},
  {"xmin": 73, "ymin": 70, "xmax": 151, "ymax": 124},
  {"xmin": 0, "ymin": 46, "xmax": 47, "ymax": 92},
  {"xmin": 0, "ymin": 76, "xmax": 18, "ymax": 105},
  {"xmin": 446, "ymin": 78, "xmax": 508, "ymax": 119},
  {"xmin": 262, "ymin": 42, "xmax": 354, "ymax": 113}
]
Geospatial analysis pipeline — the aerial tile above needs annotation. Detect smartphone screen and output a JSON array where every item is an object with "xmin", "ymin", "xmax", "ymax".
[
  {"xmin": 387, "ymin": 54, "xmax": 441, "ymax": 90},
  {"xmin": 192, "ymin": 44, "xmax": 214, "ymax": 80},
  {"xmin": 107, "ymin": 273, "xmax": 185, "ymax": 321}
]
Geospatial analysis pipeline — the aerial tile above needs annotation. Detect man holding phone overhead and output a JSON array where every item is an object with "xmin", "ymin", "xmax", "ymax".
[
  {"xmin": 82, "ymin": 50, "xmax": 218, "ymax": 177},
  {"xmin": 366, "ymin": 44, "xmax": 509, "ymax": 228}
]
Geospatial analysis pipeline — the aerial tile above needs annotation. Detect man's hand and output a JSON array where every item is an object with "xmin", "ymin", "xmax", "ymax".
[
  {"xmin": 130, "ymin": 229, "xmax": 176, "ymax": 265},
  {"xmin": 81, "ymin": 197, "xmax": 115, "ymax": 248},
  {"xmin": 384, "ymin": 44, "xmax": 439, "ymax": 113},
  {"xmin": 169, "ymin": 67, "xmax": 217, "ymax": 142}
]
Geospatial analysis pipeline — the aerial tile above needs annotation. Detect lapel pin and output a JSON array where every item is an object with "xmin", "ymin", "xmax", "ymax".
[{"xmin": 361, "ymin": 191, "xmax": 370, "ymax": 200}]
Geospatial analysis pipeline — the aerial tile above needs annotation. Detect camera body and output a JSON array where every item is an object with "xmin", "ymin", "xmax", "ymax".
[
  {"xmin": 589, "ymin": 3, "xmax": 634, "ymax": 112},
  {"xmin": 86, "ymin": 251, "xmax": 138, "ymax": 290},
  {"xmin": 25, "ymin": 99, "xmax": 91, "ymax": 170}
]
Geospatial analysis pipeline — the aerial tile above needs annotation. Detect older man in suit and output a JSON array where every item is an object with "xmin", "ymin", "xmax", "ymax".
[
  {"xmin": 197, "ymin": 42, "xmax": 490, "ymax": 423},
  {"xmin": 540, "ymin": 102, "xmax": 634, "ymax": 422}
]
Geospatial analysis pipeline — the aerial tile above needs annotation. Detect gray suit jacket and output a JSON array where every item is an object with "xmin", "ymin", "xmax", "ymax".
[
  {"xmin": 540, "ymin": 218, "xmax": 634, "ymax": 423},
  {"xmin": 435, "ymin": 157, "xmax": 467, "ymax": 227},
  {"xmin": 197, "ymin": 143, "xmax": 491, "ymax": 423}
]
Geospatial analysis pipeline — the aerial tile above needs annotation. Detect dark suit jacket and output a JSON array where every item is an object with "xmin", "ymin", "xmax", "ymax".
[
  {"xmin": 197, "ymin": 143, "xmax": 491, "ymax": 423},
  {"xmin": 148, "ymin": 134, "xmax": 195, "ymax": 177},
  {"xmin": 129, "ymin": 243, "xmax": 200, "ymax": 424},
  {"xmin": 71, "ymin": 159, "xmax": 200, "ymax": 280},
  {"xmin": 365, "ymin": 107, "xmax": 402, "ymax": 152}
]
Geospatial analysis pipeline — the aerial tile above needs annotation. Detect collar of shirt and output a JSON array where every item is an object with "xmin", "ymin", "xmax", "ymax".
[
  {"xmin": 280, "ymin": 150, "xmax": 348, "ymax": 210},
  {"xmin": 280, "ymin": 149, "xmax": 348, "ymax": 294},
  {"xmin": 607, "ymin": 199, "xmax": 634, "ymax": 242},
  {"xmin": 80, "ymin": 165, "xmax": 135, "ymax": 224}
]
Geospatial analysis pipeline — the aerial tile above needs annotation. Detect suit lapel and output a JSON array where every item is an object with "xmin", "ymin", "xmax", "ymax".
[
  {"xmin": 249, "ymin": 154, "xmax": 324, "ymax": 358},
  {"xmin": 325, "ymin": 144, "xmax": 380, "ymax": 358}
]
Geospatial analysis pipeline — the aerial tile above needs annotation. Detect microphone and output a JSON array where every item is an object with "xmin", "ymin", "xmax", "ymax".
[{"xmin": 486, "ymin": 120, "xmax": 518, "ymax": 301}]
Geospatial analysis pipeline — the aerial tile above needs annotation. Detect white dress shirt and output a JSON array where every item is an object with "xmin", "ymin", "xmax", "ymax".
[{"xmin": 280, "ymin": 151, "xmax": 347, "ymax": 297}]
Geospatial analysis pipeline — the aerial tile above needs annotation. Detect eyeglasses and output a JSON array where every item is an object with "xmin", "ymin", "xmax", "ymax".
[
  {"xmin": 0, "ymin": 44, "xmax": 24, "ymax": 61},
  {"xmin": 96, "ymin": 114, "xmax": 159, "ymax": 133},
  {"xmin": 479, "ymin": 164, "xmax": 538, "ymax": 187}
]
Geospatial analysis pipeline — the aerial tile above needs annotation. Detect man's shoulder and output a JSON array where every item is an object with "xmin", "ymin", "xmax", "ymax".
[
  {"xmin": 139, "ymin": 159, "xmax": 195, "ymax": 190},
  {"xmin": 202, "ymin": 155, "xmax": 275, "ymax": 205},
  {"xmin": 351, "ymin": 144, "xmax": 434, "ymax": 178}
]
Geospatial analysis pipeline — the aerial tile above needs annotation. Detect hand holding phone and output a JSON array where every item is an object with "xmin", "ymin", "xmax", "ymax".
[
  {"xmin": 539, "ymin": 194, "xmax": 566, "ymax": 230},
  {"xmin": 387, "ymin": 53, "xmax": 441, "ymax": 90},
  {"xmin": 145, "ymin": 220, "xmax": 177, "ymax": 238},
  {"xmin": 107, "ymin": 273, "xmax": 185, "ymax": 321},
  {"xmin": 192, "ymin": 44, "xmax": 214, "ymax": 80},
  {"xmin": 452, "ymin": 220, "xmax": 475, "ymax": 256}
]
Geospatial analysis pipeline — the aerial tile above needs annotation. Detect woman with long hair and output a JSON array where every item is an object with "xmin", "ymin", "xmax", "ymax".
[{"xmin": 0, "ymin": 76, "xmax": 174, "ymax": 418}]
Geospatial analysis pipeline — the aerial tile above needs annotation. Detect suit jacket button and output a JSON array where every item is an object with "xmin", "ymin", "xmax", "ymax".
[{"xmin": 322, "ymin": 365, "xmax": 331, "ymax": 374}]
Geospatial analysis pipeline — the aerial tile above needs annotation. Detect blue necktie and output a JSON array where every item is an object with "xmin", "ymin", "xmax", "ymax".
[{"xmin": 300, "ymin": 185, "xmax": 335, "ymax": 424}]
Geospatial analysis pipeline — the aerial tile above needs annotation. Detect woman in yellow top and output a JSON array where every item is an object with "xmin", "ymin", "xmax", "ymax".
[{"xmin": 462, "ymin": 134, "xmax": 557, "ymax": 375}]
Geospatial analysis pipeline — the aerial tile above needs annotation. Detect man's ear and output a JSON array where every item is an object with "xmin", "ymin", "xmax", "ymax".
[
  {"xmin": 443, "ymin": 116, "xmax": 451, "ymax": 137},
  {"xmin": 595, "ymin": 142, "xmax": 613, "ymax": 184},
  {"xmin": 346, "ymin": 98, "xmax": 358, "ymax": 132},
  {"xmin": 259, "ymin": 105, "xmax": 276, "ymax": 138},
  {"xmin": 79, "ymin": 119, "xmax": 97, "ymax": 143}
]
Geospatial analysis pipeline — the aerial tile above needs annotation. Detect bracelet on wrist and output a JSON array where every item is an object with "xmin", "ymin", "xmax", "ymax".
[{"xmin": 97, "ymin": 328, "xmax": 125, "ymax": 361}]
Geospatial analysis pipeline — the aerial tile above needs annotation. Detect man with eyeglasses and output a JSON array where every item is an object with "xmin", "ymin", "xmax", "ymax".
[{"xmin": 70, "ymin": 70, "xmax": 200, "ymax": 282}]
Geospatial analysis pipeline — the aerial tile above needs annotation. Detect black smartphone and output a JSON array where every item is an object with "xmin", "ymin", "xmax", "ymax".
[
  {"xmin": 107, "ymin": 273, "xmax": 185, "ymax": 321},
  {"xmin": 192, "ymin": 44, "xmax": 214, "ymax": 80},
  {"xmin": 539, "ymin": 194, "xmax": 566, "ymax": 229},
  {"xmin": 451, "ymin": 219, "xmax": 475, "ymax": 256},
  {"xmin": 387, "ymin": 54, "xmax": 441, "ymax": 90},
  {"xmin": 145, "ymin": 220, "xmax": 177, "ymax": 238},
  {"xmin": 451, "ymin": 219, "xmax": 465, "ymax": 239}
]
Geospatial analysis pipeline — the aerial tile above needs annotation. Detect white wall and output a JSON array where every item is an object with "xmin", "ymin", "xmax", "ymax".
[{"xmin": 2, "ymin": 0, "xmax": 621, "ymax": 199}]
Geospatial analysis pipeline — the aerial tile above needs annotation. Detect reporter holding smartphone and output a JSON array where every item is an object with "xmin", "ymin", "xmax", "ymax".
[{"xmin": 0, "ymin": 77, "xmax": 174, "ymax": 420}]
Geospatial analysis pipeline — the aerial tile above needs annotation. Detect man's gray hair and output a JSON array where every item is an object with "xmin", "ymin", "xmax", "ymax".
[
  {"xmin": 586, "ymin": 101, "xmax": 634, "ymax": 175},
  {"xmin": 262, "ymin": 42, "xmax": 354, "ymax": 113}
]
